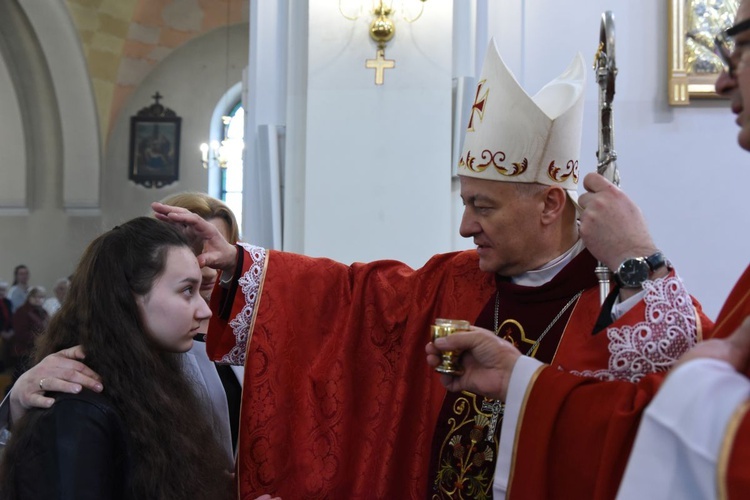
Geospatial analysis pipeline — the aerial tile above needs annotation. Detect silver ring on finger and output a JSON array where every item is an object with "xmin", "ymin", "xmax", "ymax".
[{"xmin": 39, "ymin": 378, "xmax": 46, "ymax": 391}]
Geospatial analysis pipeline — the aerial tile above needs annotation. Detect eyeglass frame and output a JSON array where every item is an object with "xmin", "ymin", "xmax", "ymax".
[{"xmin": 715, "ymin": 18, "xmax": 750, "ymax": 77}]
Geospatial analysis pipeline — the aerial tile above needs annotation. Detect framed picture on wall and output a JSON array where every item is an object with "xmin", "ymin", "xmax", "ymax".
[
  {"xmin": 668, "ymin": 0, "xmax": 737, "ymax": 105},
  {"xmin": 128, "ymin": 92, "xmax": 181, "ymax": 188}
]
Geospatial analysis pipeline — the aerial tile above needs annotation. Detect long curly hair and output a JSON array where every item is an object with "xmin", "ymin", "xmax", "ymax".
[{"xmin": 1, "ymin": 217, "xmax": 232, "ymax": 499}]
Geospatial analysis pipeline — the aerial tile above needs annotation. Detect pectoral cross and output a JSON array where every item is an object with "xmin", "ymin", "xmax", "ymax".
[
  {"xmin": 365, "ymin": 49, "xmax": 395, "ymax": 85},
  {"xmin": 481, "ymin": 398, "xmax": 504, "ymax": 442}
]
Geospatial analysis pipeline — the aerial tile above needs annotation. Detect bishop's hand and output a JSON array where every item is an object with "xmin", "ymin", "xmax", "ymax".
[
  {"xmin": 151, "ymin": 202, "xmax": 238, "ymax": 276},
  {"xmin": 578, "ymin": 172, "xmax": 658, "ymax": 272},
  {"xmin": 426, "ymin": 326, "xmax": 521, "ymax": 401}
]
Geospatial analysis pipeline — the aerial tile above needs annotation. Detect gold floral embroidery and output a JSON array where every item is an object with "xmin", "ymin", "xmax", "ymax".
[
  {"xmin": 547, "ymin": 159, "xmax": 579, "ymax": 183},
  {"xmin": 432, "ymin": 393, "xmax": 497, "ymax": 500},
  {"xmin": 458, "ymin": 149, "xmax": 527, "ymax": 177}
]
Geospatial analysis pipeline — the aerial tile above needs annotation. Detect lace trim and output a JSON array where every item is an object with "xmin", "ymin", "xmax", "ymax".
[
  {"xmin": 219, "ymin": 242, "xmax": 266, "ymax": 365},
  {"xmin": 570, "ymin": 275, "xmax": 699, "ymax": 382}
]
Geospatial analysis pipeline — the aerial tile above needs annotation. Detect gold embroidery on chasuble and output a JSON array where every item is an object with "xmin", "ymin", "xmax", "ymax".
[
  {"xmin": 429, "ymin": 287, "xmax": 585, "ymax": 500},
  {"xmin": 497, "ymin": 319, "xmax": 540, "ymax": 357},
  {"xmin": 431, "ymin": 317, "xmax": 537, "ymax": 500},
  {"xmin": 432, "ymin": 392, "xmax": 498, "ymax": 500}
]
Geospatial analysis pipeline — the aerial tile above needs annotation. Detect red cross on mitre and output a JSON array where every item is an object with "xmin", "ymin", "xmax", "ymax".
[{"xmin": 468, "ymin": 79, "xmax": 489, "ymax": 131}]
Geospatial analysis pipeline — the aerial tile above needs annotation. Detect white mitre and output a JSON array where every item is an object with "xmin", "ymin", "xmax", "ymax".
[{"xmin": 457, "ymin": 39, "xmax": 586, "ymax": 206}]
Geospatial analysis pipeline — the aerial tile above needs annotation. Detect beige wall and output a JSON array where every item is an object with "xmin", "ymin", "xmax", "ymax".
[
  {"xmin": 0, "ymin": 0, "xmax": 248, "ymax": 293},
  {"xmin": 64, "ymin": 0, "xmax": 247, "ymax": 140}
]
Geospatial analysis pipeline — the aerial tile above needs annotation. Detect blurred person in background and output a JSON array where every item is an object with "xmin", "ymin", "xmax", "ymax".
[
  {"xmin": 0, "ymin": 283, "xmax": 12, "ymax": 372},
  {"xmin": 7, "ymin": 266, "xmax": 29, "ymax": 313},
  {"xmin": 7, "ymin": 287, "xmax": 48, "ymax": 374},
  {"xmin": 42, "ymin": 278, "xmax": 69, "ymax": 317}
]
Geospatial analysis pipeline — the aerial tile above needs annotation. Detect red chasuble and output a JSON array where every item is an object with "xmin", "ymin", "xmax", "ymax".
[
  {"xmin": 427, "ymin": 249, "xmax": 598, "ymax": 499},
  {"xmin": 427, "ymin": 250, "xmax": 705, "ymax": 498},
  {"xmin": 506, "ymin": 273, "xmax": 717, "ymax": 499},
  {"xmin": 207, "ymin": 245, "xmax": 495, "ymax": 499}
]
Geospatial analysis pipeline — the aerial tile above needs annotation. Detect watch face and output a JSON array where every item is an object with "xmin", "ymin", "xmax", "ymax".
[{"xmin": 618, "ymin": 258, "xmax": 650, "ymax": 288}]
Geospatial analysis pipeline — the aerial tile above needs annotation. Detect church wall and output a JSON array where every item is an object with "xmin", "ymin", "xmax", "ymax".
[
  {"xmin": 0, "ymin": 0, "xmax": 100, "ymax": 294},
  {"xmin": 0, "ymin": 49, "xmax": 26, "ymax": 211},
  {"xmin": 295, "ymin": 1, "xmax": 455, "ymax": 268},
  {"xmin": 355, "ymin": 0, "xmax": 740, "ymax": 318},
  {"xmin": 0, "ymin": 17, "xmax": 248, "ymax": 294},
  {"xmin": 251, "ymin": 0, "xmax": 738, "ymax": 317},
  {"xmin": 483, "ymin": 0, "xmax": 746, "ymax": 317},
  {"xmin": 102, "ymin": 22, "xmax": 249, "ymax": 230},
  {"xmin": 20, "ymin": 0, "xmax": 101, "ymax": 211}
]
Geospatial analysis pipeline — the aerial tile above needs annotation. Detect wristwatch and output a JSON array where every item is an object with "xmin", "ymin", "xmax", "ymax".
[{"xmin": 614, "ymin": 251, "xmax": 667, "ymax": 289}]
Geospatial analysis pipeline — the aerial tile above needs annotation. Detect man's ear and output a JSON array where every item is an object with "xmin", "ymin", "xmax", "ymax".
[{"xmin": 539, "ymin": 186, "xmax": 568, "ymax": 224}]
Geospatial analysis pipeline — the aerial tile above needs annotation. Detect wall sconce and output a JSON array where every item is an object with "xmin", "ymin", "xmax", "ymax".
[
  {"xmin": 340, "ymin": 0, "xmax": 428, "ymax": 85},
  {"xmin": 200, "ymin": 140, "xmax": 226, "ymax": 169},
  {"xmin": 200, "ymin": 115, "xmax": 244, "ymax": 169}
]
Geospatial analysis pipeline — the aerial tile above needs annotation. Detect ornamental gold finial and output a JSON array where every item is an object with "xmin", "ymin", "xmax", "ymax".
[
  {"xmin": 339, "ymin": 0, "xmax": 430, "ymax": 85},
  {"xmin": 370, "ymin": 2, "xmax": 395, "ymax": 49}
]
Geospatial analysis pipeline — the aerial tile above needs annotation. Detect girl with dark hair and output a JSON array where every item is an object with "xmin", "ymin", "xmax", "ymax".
[
  {"xmin": 0, "ymin": 217, "xmax": 234, "ymax": 499},
  {"xmin": 159, "ymin": 192, "xmax": 243, "ymax": 456},
  {"xmin": 2, "ymin": 193, "xmax": 243, "ymax": 466}
]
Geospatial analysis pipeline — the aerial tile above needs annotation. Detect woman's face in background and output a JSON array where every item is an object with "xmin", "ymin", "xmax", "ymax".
[{"xmin": 28, "ymin": 291, "xmax": 45, "ymax": 307}]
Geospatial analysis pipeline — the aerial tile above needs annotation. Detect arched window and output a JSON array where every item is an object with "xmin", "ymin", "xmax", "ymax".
[{"xmin": 219, "ymin": 103, "xmax": 244, "ymax": 231}]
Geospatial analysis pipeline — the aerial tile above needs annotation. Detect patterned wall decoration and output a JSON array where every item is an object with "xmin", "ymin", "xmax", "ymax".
[{"xmin": 64, "ymin": 0, "xmax": 247, "ymax": 141}]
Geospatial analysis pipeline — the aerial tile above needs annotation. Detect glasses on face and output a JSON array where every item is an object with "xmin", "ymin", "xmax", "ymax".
[{"xmin": 715, "ymin": 18, "xmax": 750, "ymax": 77}]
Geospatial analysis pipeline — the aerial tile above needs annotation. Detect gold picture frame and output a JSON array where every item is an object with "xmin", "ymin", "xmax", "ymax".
[{"xmin": 668, "ymin": 0, "xmax": 738, "ymax": 105}]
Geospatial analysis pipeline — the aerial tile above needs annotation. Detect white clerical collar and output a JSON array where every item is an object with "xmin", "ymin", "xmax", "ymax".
[{"xmin": 511, "ymin": 239, "xmax": 585, "ymax": 287}]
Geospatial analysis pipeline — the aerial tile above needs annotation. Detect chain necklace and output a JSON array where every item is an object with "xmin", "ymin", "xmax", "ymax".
[
  {"xmin": 481, "ymin": 289, "xmax": 584, "ymax": 441},
  {"xmin": 493, "ymin": 289, "xmax": 583, "ymax": 357}
]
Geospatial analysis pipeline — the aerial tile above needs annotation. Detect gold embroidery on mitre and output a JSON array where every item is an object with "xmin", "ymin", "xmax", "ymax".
[
  {"xmin": 547, "ymin": 159, "xmax": 579, "ymax": 183},
  {"xmin": 458, "ymin": 150, "xmax": 482, "ymax": 172},
  {"xmin": 475, "ymin": 150, "xmax": 504, "ymax": 172},
  {"xmin": 505, "ymin": 158, "xmax": 528, "ymax": 176},
  {"xmin": 458, "ymin": 151, "xmax": 528, "ymax": 178},
  {"xmin": 474, "ymin": 150, "xmax": 531, "ymax": 176},
  {"xmin": 467, "ymin": 79, "xmax": 489, "ymax": 131}
]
